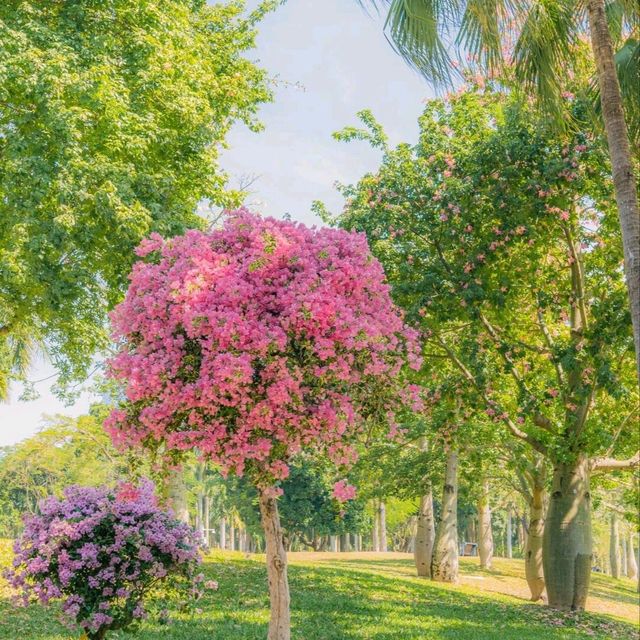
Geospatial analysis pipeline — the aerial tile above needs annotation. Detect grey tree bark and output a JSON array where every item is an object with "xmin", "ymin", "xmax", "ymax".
[
  {"xmin": 414, "ymin": 487, "xmax": 435, "ymax": 577},
  {"xmin": 378, "ymin": 501, "xmax": 388, "ymax": 552},
  {"xmin": 431, "ymin": 450, "xmax": 459, "ymax": 583},
  {"xmin": 372, "ymin": 500, "xmax": 380, "ymax": 551},
  {"xmin": 610, "ymin": 512, "xmax": 621, "ymax": 579},
  {"xmin": 259, "ymin": 489, "xmax": 291, "ymax": 640},
  {"xmin": 542, "ymin": 457, "xmax": 592, "ymax": 610},
  {"xmin": 627, "ymin": 532, "xmax": 638, "ymax": 581},
  {"xmin": 477, "ymin": 478, "xmax": 494, "ymax": 570},
  {"xmin": 166, "ymin": 469, "xmax": 189, "ymax": 524},
  {"xmin": 525, "ymin": 483, "xmax": 546, "ymax": 602},
  {"xmin": 586, "ymin": 0, "xmax": 640, "ymax": 378}
]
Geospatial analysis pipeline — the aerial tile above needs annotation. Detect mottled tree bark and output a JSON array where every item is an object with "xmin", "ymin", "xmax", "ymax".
[
  {"xmin": 431, "ymin": 451, "xmax": 459, "ymax": 583},
  {"xmin": 525, "ymin": 484, "xmax": 546, "ymax": 602},
  {"xmin": 259, "ymin": 489, "xmax": 291, "ymax": 640},
  {"xmin": 627, "ymin": 532, "xmax": 638, "ymax": 581},
  {"xmin": 477, "ymin": 478, "xmax": 494, "ymax": 570},
  {"xmin": 610, "ymin": 512, "xmax": 621, "ymax": 579},
  {"xmin": 543, "ymin": 457, "xmax": 592, "ymax": 610},
  {"xmin": 166, "ymin": 469, "xmax": 189, "ymax": 524},
  {"xmin": 414, "ymin": 487, "xmax": 435, "ymax": 577},
  {"xmin": 587, "ymin": 0, "xmax": 640, "ymax": 378}
]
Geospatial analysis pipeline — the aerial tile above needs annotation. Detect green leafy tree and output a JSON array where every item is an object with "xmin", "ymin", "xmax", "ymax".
[
  {"xmin": 331, "ymin": 86, "xmax": 638, "ymax": 609},
  {"xmin": 361, "ymin": 0, "xmax": 640, "ymax": 378},
  {"xmin": 0, "ymin": 0, "xmax": 273, "ymax": 396}
]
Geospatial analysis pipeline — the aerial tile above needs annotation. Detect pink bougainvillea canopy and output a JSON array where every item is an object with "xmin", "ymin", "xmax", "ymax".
[{"xmin": 107, "ymin": 209, "xmax": 420, "ymax": 487}]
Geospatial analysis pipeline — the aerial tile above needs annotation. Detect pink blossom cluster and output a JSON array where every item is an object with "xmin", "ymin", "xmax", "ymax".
[
  {"xmin": 5, "ymin": 481, "xmax": 202, "ymax": 638},
  {"xmin": 106, "ymin": 210, "xmax": 420, "ymax": 486},
  {"xmin": 332, "ymin": 479, "xmax": 357, "ymax": 503}
]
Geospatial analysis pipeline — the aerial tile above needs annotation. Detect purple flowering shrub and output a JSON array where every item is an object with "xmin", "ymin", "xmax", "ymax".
[{"xmin": 4, "ymin": 480, "xmax": 203, "ymax": 640}]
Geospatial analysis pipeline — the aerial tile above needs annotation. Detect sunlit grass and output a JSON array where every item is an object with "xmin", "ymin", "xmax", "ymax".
[{"xmin": 0, "ymin": 543, "xmax": 637, "ymax": 639}]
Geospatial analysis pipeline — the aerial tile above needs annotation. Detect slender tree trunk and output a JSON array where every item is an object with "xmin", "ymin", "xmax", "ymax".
[
  {"xmin": 203, "ymin": 496, "xmax": 210, "ymax": 548},
  {"xmin": 355, "ymin": 534, "xmax": 362, "ymax": 552},
  {"xmin": 378, "ymin": 501, "xmax": 388, "ymax": 552},
  {"xmin": 166, "ymin": 469, "xmax": 189, "ymax": 524},
  {"xmin": 259, "ymin": 489, "xmax": 291, "ymax": 640},
  {"xmin": 230, "ymin": 525, "xmax": 236, "ymax": 551},
  {"xmin": 414, "ymin": 487, "xmax": 436, "ymax": 577},
  {"xmin": 431, "ymin": 450, "xmax": 459, "ymax": 583},
  {"xmin": 330, "ymin": 535, "xmax": 338, "ymax": 552},
  {"xmin": 506, "ymin": 505, "xmax": 513, "ymax": 559},
  {"xmin": 610, "ymin": 512, "xmax": 621, "ymax": 579},
  {"xmin": 627, "ymin": 532, "xmax": 638, "ymax": 581},
  {"xmin": 542, "ymin": 457, "xmax": 592, "ymax": 610},
  {"xmin": 220, "ymin": 517, "xmax": 227, "ymax": 550},
  {"xmin": 340, "ymin": 533, "xmax": 350, "ymax": 552},
  {"xmin": 477, "ymin": 478, "xmax": 494, "ymax": 570},
  {"xmin": 372, "ymin": 500, "xmax": 380, "ymax": 551},
  {"xmin": 587, "ymin": 0, "xmax": 640, "ymax": 377},
  {"xmin": 525, "ymin": 484, "xmax": 546, "ymax": 602}
]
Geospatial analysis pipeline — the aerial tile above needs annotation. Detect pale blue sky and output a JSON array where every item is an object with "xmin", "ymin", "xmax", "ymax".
[{"xmin": 0, "ymin": 0, "xmax": 431, "ymax": 446}]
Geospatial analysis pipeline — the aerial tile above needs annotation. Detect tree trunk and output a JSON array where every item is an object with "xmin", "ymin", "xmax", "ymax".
[
  {"xmin": 330, "ymin": 535, "xmax": 338, "ymax": 552},
  {"xmin": 506, "ymin": 505, "xmax": 513, "ymax": 559},
  {"xmin": 431, "ymin": 450, "xmax": 459, "ymax": 583},
  {"xmin": 230, "ymin": 525, "xmax": 236, "ymax": 551},
  {"xmin": 587, "ymin": 0, "xmax": 640, "ymax": 377},
  {"xmin": 627, "ymin": 532, "xmax": 638, "ymax": 581},
  {"xmin": 372, "ymin": 500, "xmax": 380, "ymax": 551},
  {"xmin": 340, "ymin": 533, "xmax": 350, "ymax": 552},
  {"xmin": 542, "ymin": 457, "xmax": 592, "ymax": 610},
  {"xmin": 203, "ymin": 496, "xmax": 210, "ymax": 548},
  {"xmin": 259, "ymin": 489, "xmax": 291, "ymax": 640},
  {"xmin": 220, "ymin": 517, "xmax": 226, "ymax": 550},
  {"xmin": 378, "ymin": 501, "xmax": 388, "ymax": 552},
  {"xmin": 167, "ymin": 469, "xmax": 189, "ymax": 524},
  {"xmin": 621, "ymin": 536, "xmax": 628, "ymax": 577},
  {"xmin": 355, "ymin": 534, "xmax": 362, "ymax": 552},
  {"xmin": 478, "ymin": 478, "xmax": 494, "ymax": 570},
  {"xmin": 525, "ymin": 484, "xmax": 546, "ymax": 602},
  {"xmin": 610, "ymin": 512, "xmax": 621, "ymax": 579},
  {"xmin": 414, "ymin": 487, "xmax": 435, "ymax": 577}
]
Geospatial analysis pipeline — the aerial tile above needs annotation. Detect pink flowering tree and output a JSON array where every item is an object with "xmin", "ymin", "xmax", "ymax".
[
  {"xmin": 5, "ymin": 481, "xmax": 203, "ymax": 640},
  {"xmin": 106, "ymin": 210, "xmax": 420, "ymax": 639}
]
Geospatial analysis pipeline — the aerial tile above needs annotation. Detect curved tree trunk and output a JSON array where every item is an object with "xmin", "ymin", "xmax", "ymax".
[
  {"xmin": 610, "ymin": 512, "xmax": 621, "ymax": 579},
  {"xmin": 477, "ymin": 478, "xmax": 493, "ymax": 570},
  {"xmin": 627, "ymin": 532, "xmax": 638, "ymax": 581},
  {"xmin": 587, "ymin": 0, "xmax": 640, "ymax": 378},
  {"xmin": 525, "ymin": 484, "xmax": 546, "ymax": 601},
  {"xmin": 258, "ymin": 489, "xmax": 291, "ymax": 640},
  {"xmin": 414, "ymin": 487, "xmax": 436, "ymax": 577},
  {"xmin": 167, "ymin": 469, "xmax": 190, "ymax": 524},
  {"xmin": 431, "ymin": 450, "xmax": 459, "ymax": 583},
  {"xmin": 542, "ymin": 457, "xmax": 592, "ymax": 610}
]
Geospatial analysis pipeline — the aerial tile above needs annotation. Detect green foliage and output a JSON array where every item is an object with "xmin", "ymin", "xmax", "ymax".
[
  {"xmin": 0, "ymin": 0, "xmax": 273, "ymax": 394},
  {"xmin": 333, "ymin": 85, "xmax": 637, "ymax": 466}
]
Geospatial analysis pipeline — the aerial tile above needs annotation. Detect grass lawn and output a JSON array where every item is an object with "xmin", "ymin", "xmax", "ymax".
[{"xmin": 1, "ymin": 541, "xmax": 638, "ymax": 640}]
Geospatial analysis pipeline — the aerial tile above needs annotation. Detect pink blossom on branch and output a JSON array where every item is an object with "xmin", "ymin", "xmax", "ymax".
[
  {"xmin": 106, "ymin": 209, "xmax": 421, "ymax": 489},
  {"xmin": 332, "ymin": 480, "xmax": 357, "ymax": 503}
]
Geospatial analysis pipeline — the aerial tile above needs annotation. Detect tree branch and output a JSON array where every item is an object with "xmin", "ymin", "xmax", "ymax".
[{"xmin": 591, "ymin": 451, "xmax": 640, "ymax": 472}]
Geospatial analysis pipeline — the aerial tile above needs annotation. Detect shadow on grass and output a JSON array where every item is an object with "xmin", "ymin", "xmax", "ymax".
[{"xmin": 0, "ymin": 556, "xmax": 637, "ymax": 640}]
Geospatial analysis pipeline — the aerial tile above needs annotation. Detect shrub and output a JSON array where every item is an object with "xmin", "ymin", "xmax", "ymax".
[{"xmin": 5, "ymin": 480, "xmax": 203, "ymax": 640}]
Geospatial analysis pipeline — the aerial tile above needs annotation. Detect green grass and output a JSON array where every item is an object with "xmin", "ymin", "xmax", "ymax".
[{"xmin": 0, "ymin": 542, "xmax": 638, "ymax": 640}]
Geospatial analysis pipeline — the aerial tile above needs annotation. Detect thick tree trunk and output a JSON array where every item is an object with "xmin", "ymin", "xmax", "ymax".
[
  {"xmin": 259, "ymin": 489, "xmax": 291, "ymax": 640},
  {"xmin": 167, "ymin": 470, "xmax": 189, "ymax": 524},
  {"xmin": 610, "ymin": 512, "xmax": 621, "ymax": 579},
  {"xmin": 378, "ymin": 501, "xmax": 388, "ymax": 552},
  {"xmin": 542, "ymin": 457, "xmax": 592, "ymax": 610},
  {"xmin": 627, "ymin": 532, "xmax": 638, "ymax": 581},
  {"xmin": 330, "ymin": 535, "xmax": 338, "ymax": 552},
  {"xmin": 414, "ymin": 487, "xmax": 436, "ymax": 577},
  {"xmin": 525, "ymin": 484, "xmax": 546, "ymax": 602},
  {"xmin": 431, "ymin": 451, "xmax": 459, "ymax": 583},
  {"xmin": 506, "ymin": 505, "xmax": 513, "ymax": 559},
  {"xmin": 477, "ymin": 479, "xmax": 494, "ymax": 570},
  {"xmin": 587, "ymin": 0, "xmax": 640, "ymax": 377}
]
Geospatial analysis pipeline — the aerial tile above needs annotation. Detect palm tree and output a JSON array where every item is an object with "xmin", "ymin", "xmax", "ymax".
[{"xmin": 363, "ymin": 0, "xmax": 640, "ymax": 380}]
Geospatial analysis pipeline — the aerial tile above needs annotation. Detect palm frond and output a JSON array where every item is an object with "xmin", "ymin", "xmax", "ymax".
[
  {"xmin": 513, "ymin": 0, "xmax": 578, "ymax": 119},
  {"xmin": 383, "ymin": 0, "xmax": 465, "ymax": 86}
]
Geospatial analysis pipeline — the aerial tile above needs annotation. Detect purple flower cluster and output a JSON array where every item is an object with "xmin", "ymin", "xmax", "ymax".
[{"xmin": 5, "ymin": 480, "xmax": 202, "ymax": 639}]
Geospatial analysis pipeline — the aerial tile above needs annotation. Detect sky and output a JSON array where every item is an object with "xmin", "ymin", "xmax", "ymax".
[{"xmin": 0, "ymin": 0, "xmax": 432, "ymax": 447}]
